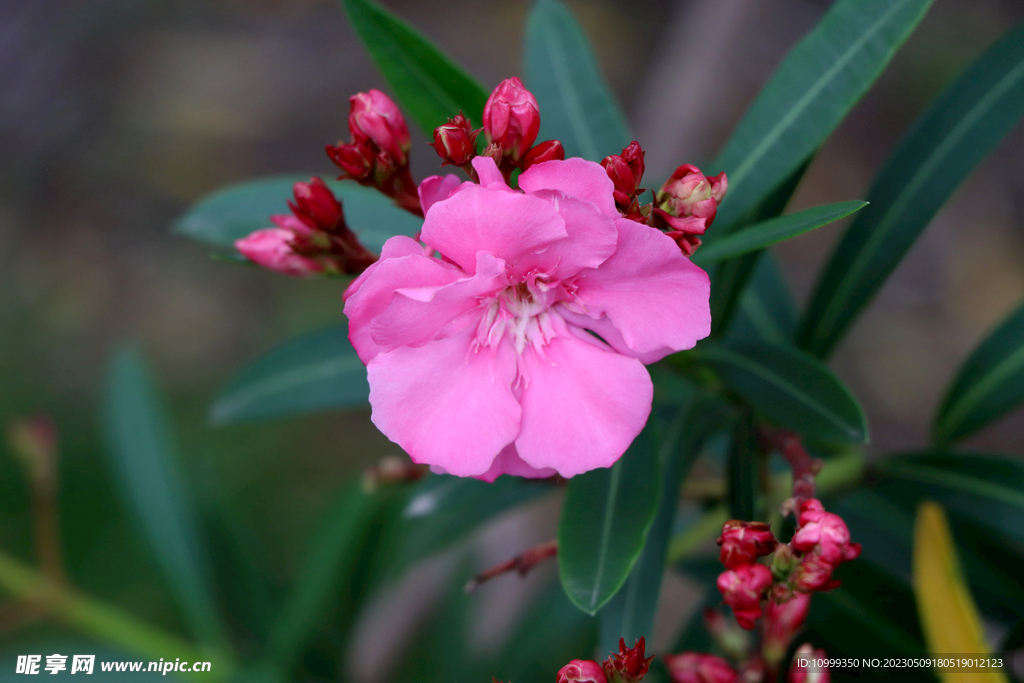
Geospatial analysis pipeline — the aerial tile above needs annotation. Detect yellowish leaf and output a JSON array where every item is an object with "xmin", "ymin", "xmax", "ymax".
[{"xmin": 912, "ymin": 501, "xmax": 1008, "ymax": 683}]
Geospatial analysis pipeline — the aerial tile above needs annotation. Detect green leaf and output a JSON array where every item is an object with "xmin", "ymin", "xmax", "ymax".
[
  {"xmin": 175, "ymin": 175, "xmax": 422, "ymax": 253},
  {"xmin": 265, "ymin": 480, "xmax": 382, "ymax": 668},
  {"xmin": 933, "ymin": 298, "xmax": 1024, "ymax": 445},
  {"xmin": 102, "ymin": 348, "xmax": 229, "ymax": 648},
  {"xmin": 523, "ymin": 0, "xmax": 631, "ymax": 161},
  {"xmin": 690, "ymin": 342, "xmax": 868, "ymax": 443},
  {"xmin": 598, "ymin": 394, "xmax": 728, "ymax": 653},
  {"xmin": 379, "ymin": 474, "xmax": 554, "ymax": 579},
  {"xmin": 879, "ymin": 451, "xmax": 1024, "ymax": 508},
  {"xmin": 558, "ymin": 421, "xmax": 661, "ymax": 615},
  {"xmin": 798, "ymin": 20, "xmax": 1024, "ymax": 358},
  {"xmin": 342, "ymin": 0, "xmax": 489, "ymax": 135},
  {"xmin": 209, "ymin": 322, "xmax": 368, "ymax": 424},
  {"xmin": 708, "ymin": 157, "xmax": 810, "ymax": 337},
  {"xmin": 727, "ymin": 252, "xmax": 798, "ymax": 346},
  {"xmin": 710, "ymin": 0, "xmax": 933, "ymax": 231},
  {"xmin": 692, "ymin": 201, "xmax": 866, "ymax": 267},
  {"xmin": 727, "ymin": 409, "xmax": 757, "ymax": 521}
]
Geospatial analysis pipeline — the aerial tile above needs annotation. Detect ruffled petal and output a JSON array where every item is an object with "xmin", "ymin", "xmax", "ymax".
[
  {"xmin": 420, "ymin": 184, "xmax": 566, "ymax": 273},
  {"xmin": 370, "ymin": 252, "xmax": 508, "ymax": 351},
  {"xmin": 557, "ymin": 307, "xmax": 671, "ymax": 364},
  {"xmin": 473, "ymin": 443, "xmax": 557, "ymax": 482},
  {"xmin": 344, "ymin": 235, "xmax": 425, "ymax": 303},
  {"xmin": 574, "ymin": 218, "xmax": 710, "ymax": 357},
  {"xmin": 518, "ymin": 158, "xmax": 618, "ymax": 218},
  {"xmin": 343, "ymin": 245, "xmax": 463, "ymax": 363},
  {"xmin": 418, "ymin": 174, "xmax": 463, "ymax": 214},
  {"xmin": 471, "ymin": 156, "xmax": 511, "ymax": 191},
  {"xmin": 509, "ymin": 191, "xmax": 618, "ymax": 281},
  {"xmin": 367, "ymin": 327, "xmax": 520, "ymax": 477},
  {"xmin": 515, "ymin": 330, "xmax": 652, "ymax": 478}
]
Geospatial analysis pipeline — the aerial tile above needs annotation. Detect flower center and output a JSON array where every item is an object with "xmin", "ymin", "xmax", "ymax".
[{"xmin": 475, "ymin": 276, "xmax": 558, "ymax": 355}]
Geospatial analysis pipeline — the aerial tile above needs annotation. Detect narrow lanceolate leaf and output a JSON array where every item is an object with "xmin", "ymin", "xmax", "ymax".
[
  {"xmin": 709, "ymin": 0, "xmax": 934, "ymax": 232},
  {"xmin": 266, "ymin": 481, "xmax": 380, "ymax": 668},
  {"xmin": 933, "ymin": 298, "xmax": 1024, "ymax": 445},
  {"xmin": 559, "ymin": 421, "xmax": 661, "ymax": 615},
  {"xmin": 727, "ymin": 253, "xmax": 798, "ymax": 346},
  {"xmin": 103, "ymin": 348, "xmax": 228, "ymax": 648},
  {"xmin": 342, "ymin": 0, "xmax": 489, "ymax": 135},
  {"xmin": 728, "ymin": 409, "xmax": 757, "ymax": 521},
  {"xmin": 913, "ymin": 502, "xmax": 1009, "ymax": 683},
  {"xmin": 799, "ymin": 20, "xmax": 1024, "ymax": 358},
  {"xmin": 174, "ymin": 176, "xmax": 422, "ymax": 253},
  {"xmin": 690, "ymin": 342, "xmax": 868, "ymax": 443},
  {"xmin": 692, "ymin": 201, "xmax": 867, "ymax": 266},
  {"xmin": 598, "ymin": 395, "xmax": 729, "ymax": 654},
  {"xmin": 524, "ymin": 0, "xmax": 631, "ymax": 161},
  {"xmin": 210, "ymin": 323, "xmax": 368, "ymax": 424}
]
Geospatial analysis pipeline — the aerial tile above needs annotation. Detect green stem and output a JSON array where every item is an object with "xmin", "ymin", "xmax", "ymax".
[
  {"xmin": 666, "ymin": 448, "xmax": 866, "ymax": 564},
  {"xmin": 0, "ymin": 551, "xmax": 234, "ymax": 682}
]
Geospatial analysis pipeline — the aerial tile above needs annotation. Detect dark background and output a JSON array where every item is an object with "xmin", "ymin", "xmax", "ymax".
[{"xmin": 1, "ymin": 0, "xmax": 1023, "ymax": 674}]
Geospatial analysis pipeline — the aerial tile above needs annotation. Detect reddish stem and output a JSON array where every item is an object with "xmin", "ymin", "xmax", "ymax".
[
  {"xmin": 757, "ymin": 426, "xmax": 822, "ymax": 502},
  {"xmin": 465, "ymin": 539, "xmax": 558, "ymax": 592}
]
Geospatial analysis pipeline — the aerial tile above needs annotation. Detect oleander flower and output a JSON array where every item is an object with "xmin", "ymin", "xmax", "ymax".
[{"xmin": 344, "ymin": 155, "xmax": 711, "ymax": 480}]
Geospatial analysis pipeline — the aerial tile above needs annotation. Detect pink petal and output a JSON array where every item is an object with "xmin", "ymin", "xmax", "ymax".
[
  {"xmin": 418, "ymin": 174, "xmax": 463, "ymax": 214},
  {"xmin": 515, "ymin": 330, "xmax": 653, "ymax": 477},
  {"xmin": 370, "ymin": 252, "xmax": 508, "ymax": 351},
  {"xmin": 420, "ymin": 184, "xmax": 566, "ymax": 273},
  {"xmin": 557, "ymin": 307, "xmax": 671, "ymax": 364},
  {"xmin": 235, "ymin": 228, "xmax": 322, "ymax": 276},
  {"xmin": 473, "ymin": 443, "xmax": 557, "ymax": 482},
  {"xmin": 471, "ymin": 156, "xmax": 511, "ymax": 190},
  {"xmin": 344, "ymin": 235, "xmax": 425, "ymax": 303},
  {"xmin": 367, "ymin": 327, "xmax": 520, "ymax": 477},
  {"xmin": 518, "ymin": 158, "xmax": 618, "ymax": 218},
  {"xmin": 575, "ymin": 219, "xmax": 711, "ymax": 356},
  {"xmin": 509, "ymin": 191, "xmax": 618, "ymax": 280},
  {"xmin": 343, "ymin": 248, "xmax": 463, "ymax": 363}
]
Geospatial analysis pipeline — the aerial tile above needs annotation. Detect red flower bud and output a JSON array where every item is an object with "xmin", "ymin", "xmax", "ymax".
[
  {"xmin": 788, "ymin": 644, "xmax": 830, "ymax": 683},
  {"xmin": 288, "ymin": 177, "xmax": 344, "ymax": 231},
  {"xmin": 664, "ymin": 653, "xmax": 737, "ymax": 683},
  {"xmin": 790, "ymin": 552, "xmax": 840, "ymax": 593},
  {"xmin": 236, "ymin": 228, "xmax": 323, "ymax": 277},
  {"xmin": 763, "ymin": 592, "xmax": 812, "ymax": 668},
  {"xmin": 717, "ymin": 563, "xmax": 772, "ymax": 630},
  {"xmin": 603, "ymin": 638, "xmax": 653, "ymax": 683},
  {"xmin": 791, "ymin": 499, "xmax": 861, "ymax": 567},
  {"xmin": 432, "ymin": 113, "xmax": 479, "ymax": 167},
  {"xmin": 521, "ymin": 139, "xmax": 565, "ymax": 172},
  {"xmin": 602, "ymin": 141, "xmax": 646, "ymax": 210},
  {"xmin": 348, "ymin": 89, "xmax": 411, "ymax": 167},
  {"xmin": 558, "ymin": 660, "xmax": 608, "ymax": 683},
  {"xmin": 326, "ymin": 139, "xmax": 376, "ymax": 182},
  {"xmin": 651, "ymin": 165, "xmax": 727, "ymax": 251},
  {"xmin": 717, "ymin": 520, "xmax": 778, "ymax": 569},
  {"xmin": 483, "ymin": 77, "xmax": 540, "ymax": 162}
]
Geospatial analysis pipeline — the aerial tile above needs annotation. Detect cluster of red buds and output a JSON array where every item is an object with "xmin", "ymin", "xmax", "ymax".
[
  {"xmin": 327, "ymin": 89, "xmax": 422, "ymax": 216},
  {"xmin": 431, "ymin": 77, "xmax": 566, "ymax": 181},
  {"xmin": 239, "ymin": 76, "xmax": 728, "ymax": 277},
  {"xmin": 599, "ymin": 146, "xmax": 727, "ymax": 255},
  {"xmin": 235, "ymin": 177, "xmax": 377, "ymax": 276},
  {"xmin": 557, "ymin": 638, "xmax": 654, "ymax": 683}
]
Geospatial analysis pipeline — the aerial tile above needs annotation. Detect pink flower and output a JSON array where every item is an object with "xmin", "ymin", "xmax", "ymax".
[
  {"xmin": 558, "ymin": 660, "xmax": 608, "ymax": 683},
  {"xmin": 483, "ymin": 77, "xmax": 541, "ymax": 162},
  {"xmin": 717, "ymin": 563, "xmax": 772, "ymax": 630},
  {"xmin": 343, "ymin": 156, "xmax": 710, "ymax": 480},
  {"xmin": 717, "ymin": 520, "xmax": 777, "ymax": 569},
  {"xmin": 763, "ymin": 592, "xmax": 811, "ymax": 668},
  {"xmin": 788, "ymin": 644, "xmax": 829, "ymax": 683},
  {"xmin": 791, "ymin": 499, "xmax": 861, "ymax": 566},
  {"xmin": 664, "ymin": 653, "xmax": 737, "ymax": 683}
]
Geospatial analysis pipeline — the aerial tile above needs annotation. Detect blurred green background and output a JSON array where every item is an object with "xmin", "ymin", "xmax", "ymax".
[{"xmin": 0, "ymin": 0, "xmax": 1023, "ymax": 678}]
